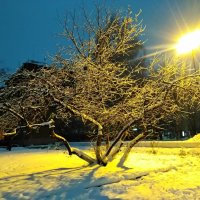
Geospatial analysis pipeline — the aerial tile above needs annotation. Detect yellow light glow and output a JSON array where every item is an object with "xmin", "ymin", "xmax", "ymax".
[{"xmin": 176, "ymin": 30, "xmax": 200, "ymax": 54}]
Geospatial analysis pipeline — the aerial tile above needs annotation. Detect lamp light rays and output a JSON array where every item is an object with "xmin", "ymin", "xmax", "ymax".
[
  {"xmin": 175, "ymin": 30, "xmax": 200, "ymax": 55},
  {"xmin": 140, "ymin": 0, "xmax": 200, "ymax": 60}
]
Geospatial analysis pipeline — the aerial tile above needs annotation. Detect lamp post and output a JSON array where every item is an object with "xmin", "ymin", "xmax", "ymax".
[{"xmin": 175, "ymin": 29, "xmax": 200, "ymax": 135}]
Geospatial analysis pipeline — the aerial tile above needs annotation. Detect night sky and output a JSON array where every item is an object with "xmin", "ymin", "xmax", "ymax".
[{"xmin": 0, "ymin": 0, "xmax": 200, "ymax": 72}]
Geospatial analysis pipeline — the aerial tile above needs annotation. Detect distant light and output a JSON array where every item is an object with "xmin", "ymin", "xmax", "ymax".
[
  {"xmin": 182, "ymin": 131, "xmax": 185, "ymax": 137},
  {"xmin": 176, "ymin": 30, "xmax": 200, "ymax": 54}
]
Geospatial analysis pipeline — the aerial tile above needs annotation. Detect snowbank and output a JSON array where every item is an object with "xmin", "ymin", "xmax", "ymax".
[
  {"xmin": 134, "ymin": 134, "xmax": 200, "ymax": 148},
  {"xmin": 188, "ymin": 133, "xmax": 200, "ymax": 142}
]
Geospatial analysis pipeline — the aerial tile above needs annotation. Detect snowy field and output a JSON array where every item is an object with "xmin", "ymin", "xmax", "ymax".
[{"xmin": 0, "ymin": 144, "xmax": 200, "ymax": 200}]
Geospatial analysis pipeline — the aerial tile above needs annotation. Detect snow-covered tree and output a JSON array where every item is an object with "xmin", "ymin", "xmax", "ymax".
[{"xmin": 1, "ymin": 7, "xmax": 200, "ymax": 166}]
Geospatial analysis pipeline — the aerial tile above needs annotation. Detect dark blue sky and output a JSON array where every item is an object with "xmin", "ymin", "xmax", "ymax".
[{"xmin": 0, "ymin": 0, "xmax": 200, "ymax": 72}]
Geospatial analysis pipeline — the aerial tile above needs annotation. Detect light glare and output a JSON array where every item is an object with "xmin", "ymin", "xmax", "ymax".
[{"xmin": 176, "ymin": 30, "xmax": 200, "ymax": 54}]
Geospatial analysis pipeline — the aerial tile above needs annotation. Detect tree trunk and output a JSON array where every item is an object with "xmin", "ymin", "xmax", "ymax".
[
  {"xmin": 103, "ymin": 118, "xmax": 140, "ymax": 159},
  {"xmin": 118, "ymin": 132, "xmax": 147, "ymax": 167},
  {"xmin": 51, "ymin": 131, "xmax": 95, "ymax": 164},
  {"xmin": 51, "ymin": 95, "xmax": 106, "ymax": 165}
]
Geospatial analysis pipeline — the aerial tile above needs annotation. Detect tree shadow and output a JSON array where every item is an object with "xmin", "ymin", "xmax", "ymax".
[
  {"xmin": 0, "ymin": 165, "xmax": 110, "ymax": 200},
  {"xmin": 0, "ymin": 166, "xmax": 86, "ymax": 181}
]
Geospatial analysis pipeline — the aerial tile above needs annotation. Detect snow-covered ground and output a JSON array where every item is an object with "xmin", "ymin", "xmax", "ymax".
[{"xmin": 0, "ymin": 143, "xmax": 200, "ymax": 199}]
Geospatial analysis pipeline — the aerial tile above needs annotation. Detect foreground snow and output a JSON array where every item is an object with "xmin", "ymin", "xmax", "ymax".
[{"xmin": 0, "ymin": 146, "xmax": 200, "ymax": 200}]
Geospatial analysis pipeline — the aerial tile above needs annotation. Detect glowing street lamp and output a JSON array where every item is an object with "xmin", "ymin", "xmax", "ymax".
[
  {"xmin": 175, "ymin": 29, "xmax": 200, "ymax": 71},
  {"xmin": 176, "ymin": 29, "xmax": 200, "ymax": 55}
]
